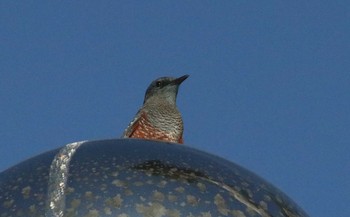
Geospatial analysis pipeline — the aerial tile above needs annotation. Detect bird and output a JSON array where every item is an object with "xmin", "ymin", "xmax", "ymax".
[{"xmin": 122, "ymin": 75, "xmax": 189, "ymax": 144}]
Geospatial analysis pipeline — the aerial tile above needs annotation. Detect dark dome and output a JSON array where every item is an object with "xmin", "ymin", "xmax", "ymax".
[{"xmin": 0, "ymin": 139, "xmax": 309, "ymax": 217}]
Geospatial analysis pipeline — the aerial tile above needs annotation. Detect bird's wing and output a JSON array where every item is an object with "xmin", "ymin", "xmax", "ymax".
[{"xmin": 121, "ymin": 109, "xmax": 144, "ymax": 138}]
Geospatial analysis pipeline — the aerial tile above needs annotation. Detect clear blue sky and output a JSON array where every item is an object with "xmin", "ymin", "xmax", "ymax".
[{"xmin": 1, "ymin": 1, "xmax": 349, "ymax": 217}]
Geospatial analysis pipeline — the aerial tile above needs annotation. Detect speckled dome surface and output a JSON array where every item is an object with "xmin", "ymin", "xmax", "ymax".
[{"xmin": 0, "ymin": 139, "xmax": 309, "ymax": 217}]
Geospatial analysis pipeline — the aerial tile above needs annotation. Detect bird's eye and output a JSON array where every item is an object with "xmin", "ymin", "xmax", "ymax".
[{"xmin": 156, "ymin": 81, "xmax": 162, "ymax": 87}]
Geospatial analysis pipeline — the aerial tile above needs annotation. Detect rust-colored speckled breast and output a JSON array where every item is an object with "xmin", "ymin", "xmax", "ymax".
[{"xmin": 127, "ymin": 112, "xmax": 183, "ymax": 144}]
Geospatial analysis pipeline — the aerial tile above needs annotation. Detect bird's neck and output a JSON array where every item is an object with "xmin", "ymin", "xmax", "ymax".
[{"xmin": 144, "ymin": 95, "xmax": 177, "ymax": 106}]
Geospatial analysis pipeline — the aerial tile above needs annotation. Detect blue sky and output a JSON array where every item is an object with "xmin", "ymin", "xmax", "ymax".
[{"xmin": 1, "ymin": 1, "xmax": 349, "ymax": 216}]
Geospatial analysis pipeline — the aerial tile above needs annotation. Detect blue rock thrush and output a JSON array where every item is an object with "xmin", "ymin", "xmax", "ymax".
[{"xmin": 122, "ymin": 75, "xmax": 189, "ymax": 144}]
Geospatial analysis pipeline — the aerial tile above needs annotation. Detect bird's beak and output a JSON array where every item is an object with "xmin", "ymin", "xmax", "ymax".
[{"xmin": 172, "ymin": 75, "xmax": 189, "ymax": 85}]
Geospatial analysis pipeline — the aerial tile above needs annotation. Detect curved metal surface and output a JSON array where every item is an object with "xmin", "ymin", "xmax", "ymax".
[{"xmin": 0, "ymin": 139, "xmax": 309, "ymax": 217}]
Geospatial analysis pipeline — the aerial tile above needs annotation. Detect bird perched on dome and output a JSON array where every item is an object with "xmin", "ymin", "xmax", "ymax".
[{"xmin": 122, "ymin": 75, "xmax": 189, "ymax": 144}]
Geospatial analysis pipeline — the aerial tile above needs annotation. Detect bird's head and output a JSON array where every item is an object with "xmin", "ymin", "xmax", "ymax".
[{"xmin": 144, "ymin": 75, "xmax": 189, "ymax": 104}]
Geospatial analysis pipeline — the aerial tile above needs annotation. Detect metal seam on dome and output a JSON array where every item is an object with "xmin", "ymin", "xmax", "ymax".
[{"xmin": 45, "ymin": 141, "xmax": 86, "ymax": 217}]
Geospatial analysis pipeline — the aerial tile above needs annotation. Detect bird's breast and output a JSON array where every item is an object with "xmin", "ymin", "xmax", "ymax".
[{"xmin": 147, "ymin": 106, "xmax": 183, "ymax": 134}]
